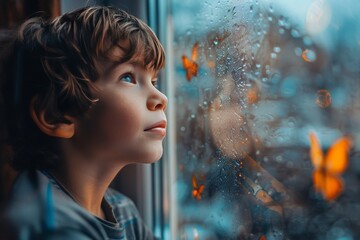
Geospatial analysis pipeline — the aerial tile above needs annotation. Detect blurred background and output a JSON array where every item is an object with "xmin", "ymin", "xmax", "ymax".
[{"xmin": 1, "ymin": 0, "xmax": 360, "ymax": 239}]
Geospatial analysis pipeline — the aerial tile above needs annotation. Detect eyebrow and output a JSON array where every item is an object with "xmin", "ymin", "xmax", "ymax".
[{"xmin": 104, "ymin": 60, "xmax": 159, "ymax": 79}]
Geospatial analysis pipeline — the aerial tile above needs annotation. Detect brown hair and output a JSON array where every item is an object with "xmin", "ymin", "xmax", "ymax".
[{"xmin": 0, "ymin": 6, "xmax": 165, "ymax": 170}]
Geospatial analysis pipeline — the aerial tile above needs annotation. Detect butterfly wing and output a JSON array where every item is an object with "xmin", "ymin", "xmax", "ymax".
[
  {"xmin": 313, "ymin": 170, "xmax": 344, "ymax": 201},
  {"xmin": 192, "ymin": 176, "xmax": 204, "ymax": 200},
  {"xmin": 192, "ymin": 176, "xmax": 198, "ymax": 189},
  {"xmin": 192, "ymin": 176, "xmax": 199, "ymax": 199},
  {"xmin": 309, "ymin": 132, "xmax": 324, "ymax": 170},
  {"xmin": 324, "ymin": 137, "xmax": 352, "ymax": 174},
  {"xmin": 191, "ymin": 42, "xmax": 199, "ymax": 62},
  {"xmin": 259, "ymin": 235, "xmax": 267, "ymax": 240},
  {"xmin": 197, "ymin": 184, "xmax": 204, "ymax": 200},
  {"xmin": 311, "ymin": 135, "xmax": 351, "ymax": 201},
  {"xmin": 182, "ymin": 55, "xmax": 198, "ymax": 81}
]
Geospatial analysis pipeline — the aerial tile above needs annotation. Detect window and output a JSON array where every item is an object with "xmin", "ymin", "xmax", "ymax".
[{"xmin": 161, "ymin": 0, "xmax": 360, "ymax": 239}]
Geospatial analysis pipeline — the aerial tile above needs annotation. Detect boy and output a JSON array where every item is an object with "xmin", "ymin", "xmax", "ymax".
[{"xmin": 0, "ymin": 6, "xmax": 166, "ymax": 239}]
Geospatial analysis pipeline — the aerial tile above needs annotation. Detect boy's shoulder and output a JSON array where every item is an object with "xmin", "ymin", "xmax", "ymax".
[
  {"xmin": 1, "ymin": 170, "xmax": 155, "ymax": 239},
  {"xmin": 1, "ymin": 169, "xmax": 107, "ymax": 239}
]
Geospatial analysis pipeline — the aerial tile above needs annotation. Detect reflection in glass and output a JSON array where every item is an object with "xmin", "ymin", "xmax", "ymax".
[{"xmin": 169, "ymin": 0, "xmax": 360, "ymax": 239}]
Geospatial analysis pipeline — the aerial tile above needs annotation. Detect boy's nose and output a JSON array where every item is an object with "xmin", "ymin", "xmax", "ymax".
[{"xmin": 147, "ymin": 89, "xmax": 167, "ymax": 111}]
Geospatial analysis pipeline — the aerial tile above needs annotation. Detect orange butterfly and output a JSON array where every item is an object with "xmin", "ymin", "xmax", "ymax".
[
  {"xmin": 182, "ymin": 42, "xmax": 199, "ymax": 81},
  {"xmin": 309, "ymin": 132, "xmax": 352, "ymax": 201},
  {"xmin": 192, "ymin": 175, "xmax": 204, "ymax": 200},
  {"xmin": 259, "ymin": 235, "xmax": 267, "ymax": 240}
]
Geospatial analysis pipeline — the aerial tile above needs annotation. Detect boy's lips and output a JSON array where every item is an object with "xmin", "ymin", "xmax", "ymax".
[{"xmin": 144, "ymin": 120, "xmax": 167, "ymax": 136}]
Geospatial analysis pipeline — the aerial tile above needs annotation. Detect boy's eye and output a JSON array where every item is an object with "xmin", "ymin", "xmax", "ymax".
[
  {"xmin": 152, "ymin": 80, "xmax": 159, "ymax": 88},
  {"xmin": 119, "ymin": 74, "xmax": 135, "ymax": 83}
]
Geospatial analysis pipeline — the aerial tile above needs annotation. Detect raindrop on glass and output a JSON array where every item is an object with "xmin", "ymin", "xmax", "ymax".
[
  {"xmin": 273, "ymin": 46, "xmax": 281, "ymax": 53},
  {"xmin": 294, "ymin": 47, "xmax": 303, "ymax": 56},
  {"xmin": 287, "ymin": 118, "xmax": 296, "ymax": 127},
  {"xmin": 291, "ymin": 29, "xmax": 300, "ymax": 38},
  {"xmin": 302, "ymin": 49, "xmax": 317, "ymax": 62},
  {"xmin": 315, "ymin": 89, "xmax": 332, "ymax": 108},
  {"xmin": 271, "ymin": 73, "xmax": 281, "ymax": 84},
  {"xmin": 269, "ymin": 4, "xmax": 274, "ymax": 13},
  {"xmin": 262, "ymin": 77, "xmax": 269, "ymax": 82}
]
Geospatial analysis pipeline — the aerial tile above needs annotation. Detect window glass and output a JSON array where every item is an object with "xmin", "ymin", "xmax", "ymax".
[{"xmin": 168, "ymin": 0, "xmax": 360, "ymax": 239}]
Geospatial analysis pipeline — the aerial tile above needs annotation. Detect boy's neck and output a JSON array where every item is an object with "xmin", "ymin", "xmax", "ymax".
[{"xmin": 52, "ymin": 141, "xmax": 126, "ymax": 220}]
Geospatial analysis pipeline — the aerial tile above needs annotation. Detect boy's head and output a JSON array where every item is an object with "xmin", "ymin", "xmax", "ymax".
[{"xmin": 1, "ymin": 6, "xmax": 166, "ymax": 170}]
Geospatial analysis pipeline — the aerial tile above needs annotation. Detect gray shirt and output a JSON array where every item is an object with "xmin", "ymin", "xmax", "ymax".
[{"xmin": 1, "ymin": 170, "xmax": 155, "ymax": 239}]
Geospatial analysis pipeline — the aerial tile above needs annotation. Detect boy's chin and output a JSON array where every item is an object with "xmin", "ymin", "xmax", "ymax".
[
  {"xmin": 130, "ymin": 148, "xmax": 164, "ymax": 164},
  {"xmin": 143, "ymin": 150, "xmax": 164, "ymax": 164}
]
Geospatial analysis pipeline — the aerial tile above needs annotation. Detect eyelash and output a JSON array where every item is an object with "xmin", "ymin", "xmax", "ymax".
[
  {"xmin": 152, "ymin": 80, "xmax": 159, "ymax": 88},
  {"xmin": 119, "ymin": 72, "xmax": 159, "ymax": 88},
  {"xmin": 119, "ymin": 73, "xmax": 135, "ymax": 84}
]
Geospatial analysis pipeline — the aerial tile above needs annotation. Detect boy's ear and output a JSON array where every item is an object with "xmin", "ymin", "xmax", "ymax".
[{"xmin": 29, "ymin": 97, "xmax": 75, "ymax": 139}]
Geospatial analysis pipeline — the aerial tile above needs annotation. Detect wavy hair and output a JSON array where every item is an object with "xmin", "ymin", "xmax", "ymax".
[{"xmin": 0, "ymin": 6, "xmax": 165, "ymax": 170}]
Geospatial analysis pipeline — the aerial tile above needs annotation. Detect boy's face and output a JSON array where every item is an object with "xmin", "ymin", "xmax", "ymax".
[{"xmin": 73, "ymin": 57, "xmax": 167, "ymax": 166}]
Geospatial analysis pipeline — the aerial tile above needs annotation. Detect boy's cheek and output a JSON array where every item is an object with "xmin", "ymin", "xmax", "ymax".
[{"xmin": 76, "ymin": 109, "xmax": 139, "ymax": 148}]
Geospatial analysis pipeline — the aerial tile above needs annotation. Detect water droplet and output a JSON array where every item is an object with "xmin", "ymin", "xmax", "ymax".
[
  {"xmin": 287, "ymin": 118, "xmax": 296, "ymax": 127},
  {"xmin": 294, "ymin": 47, "xmax": 302, "ymax": 56},
  {"xmin": 278, "ymin": 17, "xmax": 285, "ymax": 26},
  {"xmin": 271, "ymin": 73, "xmax": 281, "ymax": 84},
  {"xmin": 269, "ymin": 5, "xmax": 274, "ymax": 13},
  {"xmin": 271, "ymin": 53, "xmax": 277, "ymax": 59},
  {"xmin": 302, "ymin": 49, "xmax": 317, "ymax": 62},
  {"xmin": 180, "ymin": 126, "xmax": 186, "ymax": 131},
  {"xmin": 291, "ymin": 29, "xmax": 300, "ymax": 38},
  {"xmin": 273, "ymin": 46, "xmax": 281, "ymax": 53},
  {"xmin": 315, "ymin": 89, "xmax": 332, "ymax": 108},
  {"xmin": 279, "ymin": 28, "xmax": 285, "ymax": 34}
]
